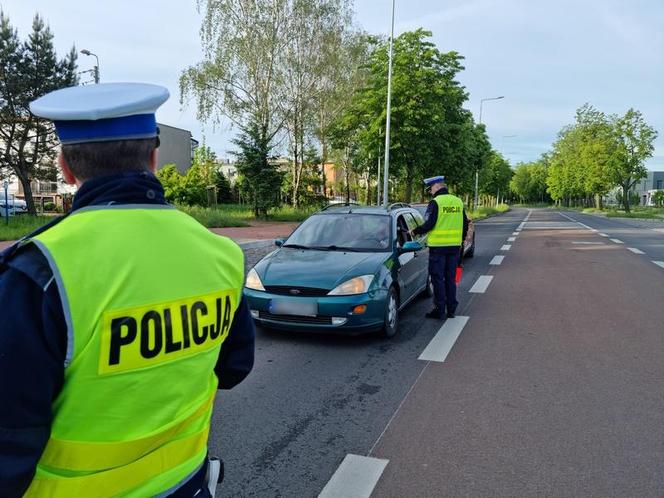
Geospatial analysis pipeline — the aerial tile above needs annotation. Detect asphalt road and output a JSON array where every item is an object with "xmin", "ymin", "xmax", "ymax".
[
  {"xmin": 211, "ymin": 208, "xmax": 664, "ymax": 497},
  {"xmin": 370, "ymin": 209, "xmax": 664, "ymax": 497},
  {"xmin": 209, "ymin": 208, "xmax": 525, "ymax": 497}
]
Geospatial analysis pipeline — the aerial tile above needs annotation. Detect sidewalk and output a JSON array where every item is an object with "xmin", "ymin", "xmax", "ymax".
[{"xmin": 0, "ymin": 221, "xmax": 299, "ymax": 253}]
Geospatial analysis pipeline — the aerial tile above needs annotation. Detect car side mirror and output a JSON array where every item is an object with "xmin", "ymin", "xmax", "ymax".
[
  {"xmin": 275, "ymin": 238, "xmax": 285, "ymax": 247},
  {"xmin": 400, "ymin": 241, "xmax": 423, "ymax": 253}
]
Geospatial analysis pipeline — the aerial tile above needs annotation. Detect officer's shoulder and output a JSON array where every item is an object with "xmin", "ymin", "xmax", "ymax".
[{"xmin": 0, "ymin": 215, "xmax": 65, "ymax": 283}]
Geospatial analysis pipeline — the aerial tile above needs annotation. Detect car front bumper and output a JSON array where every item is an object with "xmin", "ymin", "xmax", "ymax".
[{"xmin": 243, "ymin": 288, "xmax": 388, "ymax": 334}]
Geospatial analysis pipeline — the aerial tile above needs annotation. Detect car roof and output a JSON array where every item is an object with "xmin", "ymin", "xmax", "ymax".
[{"xmin": 316, "ymin": 204, "xmax": 416, "ymax": 217}]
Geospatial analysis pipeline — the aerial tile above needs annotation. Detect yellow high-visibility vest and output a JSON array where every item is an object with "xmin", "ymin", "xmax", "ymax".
[
  {"xmin": 428, "ymin": 194, "xmax": 464, "ymax": 247},
  {"xmin": 25, "ymin": 204, "xmax": 244, "ymax": 497}
]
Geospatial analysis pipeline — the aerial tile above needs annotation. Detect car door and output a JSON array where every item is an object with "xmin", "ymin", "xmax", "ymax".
[
  {"xmin": 395, "ymin": 213, "xmax": 420, "ymax": 303},
  {"xmin": 404, "ymin": 211, "xmax": 429, "ymax": 291}
]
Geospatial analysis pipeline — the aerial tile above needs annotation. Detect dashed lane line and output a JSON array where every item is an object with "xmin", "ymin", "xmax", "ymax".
[
  {"xmin": 610, "ymin": 238, "xmax": 624, "ymax": 244},
  {"xmin": 501, "ymin": 244, "xmax": 512, "ymax": 251},
  {"xmin": 490, "ymin": 255, "xmax": 505, "ymax": 265},
  {"xmin": 507, "ymin": 236, "xmax": 516, "ymax": 242},
  {"xmin": 599, "ymin": 233, "xmax": 609, "ymax": 237},
  {"xmin": 512, "ymin": 232, "xmax": 519, "ymax": 236},
  {"xmin": 318, "ymin": 454, "xmax": 389, "ymax": 498},
  {"xmin": 628, "ymin": 247, "xmax": 645, "ymax": 255},
  {"xmin": 469, "ymin": 275, "xmax": 494, "ymax": 294},
  {"xmin": 418, "ymin": 316, "xmax": 470, "ymax": 363},
  {"xmin": 652, "ymin": 261, "xmax": 664, "ymax": 269}
]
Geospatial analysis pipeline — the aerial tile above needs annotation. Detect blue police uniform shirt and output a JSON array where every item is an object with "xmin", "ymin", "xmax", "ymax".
[{"xmin": 0, "ymin": 171, "xmax": 255, "ymax": 497}]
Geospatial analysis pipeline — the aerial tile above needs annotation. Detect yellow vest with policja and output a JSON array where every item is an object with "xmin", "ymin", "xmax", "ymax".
[
  {"xmin": 427, "ymin": 194, "xmax": 464, "ymax": 247},
  {"xmin": 25, "ymin": 205, "xmax": 244, "ymax": 498}
]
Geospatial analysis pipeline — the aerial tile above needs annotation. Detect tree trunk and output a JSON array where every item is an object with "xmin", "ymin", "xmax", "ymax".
[
  {"xmin": 321, "ymin": 140, "xmax": 328, "ymax": 198},
  {"xmin": 404, "ymin": 165, "xmax": 414, "ymax": 203},
  {"xmin": 17, "ymin": 171, "xmax": 37, "ymax": 215},
  {"xmin": 622, "ymin": 184, "xmax": 631, "ymax": 212}
]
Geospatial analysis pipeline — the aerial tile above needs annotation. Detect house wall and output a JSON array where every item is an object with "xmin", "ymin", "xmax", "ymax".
[{"xmin": 157, "ymin": 123, "xmax": 195, "ymax": 174}]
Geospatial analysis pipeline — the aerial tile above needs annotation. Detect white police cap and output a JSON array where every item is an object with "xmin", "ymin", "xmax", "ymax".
[
  {"xmin": 29, "ymin": 82, "xmax": 170, "ymax": 145},
  {"xmin": 423, "ymin": 175, "xmax": 446, "ymax": 186}
]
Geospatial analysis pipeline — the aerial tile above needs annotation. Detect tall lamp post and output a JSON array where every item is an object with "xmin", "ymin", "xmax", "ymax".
[
  {"xmin": 382, "ymin": 0, "xmax": 396, "ymax": 207},
  {"xmin": 80, "ymin": 49, "xmax": 100, "ymax": 84},
  {"xmin": 475, "ymin": 95, "xmax": 504, "ymax": 210}
]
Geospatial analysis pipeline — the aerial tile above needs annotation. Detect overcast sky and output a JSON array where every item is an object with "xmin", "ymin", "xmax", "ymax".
[{"xmin": 3, "ymin": 0, "xmax": 663, "ymax": 169}]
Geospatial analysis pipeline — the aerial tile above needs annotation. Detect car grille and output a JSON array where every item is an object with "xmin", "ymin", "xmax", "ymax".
[
  {"xmin": 263, "ymin": 285, "xmax": 330, "ymax": 297},
  {"xmin": 258, "ymin": 311, "xmax": 333, "ymax": 325}
]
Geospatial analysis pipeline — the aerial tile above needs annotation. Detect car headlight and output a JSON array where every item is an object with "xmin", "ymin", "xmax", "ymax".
[
  {"xmin": 245, "ymin": 268, "xmax": 265, "ymax": 291},
  {"xmin": 328, "ymin": 275, "xmax": 374, "ymax": 296}
]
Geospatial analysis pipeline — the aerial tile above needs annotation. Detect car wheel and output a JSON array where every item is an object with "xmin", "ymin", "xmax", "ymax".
[
  {"xmin": 382, "ymin": 287, "xmax": 400, "ymax": 338},
  {"xmin": 465, "ymin": 234, "xmax": 475, "ymax": 258}
]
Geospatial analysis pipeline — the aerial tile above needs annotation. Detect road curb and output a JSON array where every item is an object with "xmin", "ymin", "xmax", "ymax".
[{"xmin": 238, "ymin": 239, "xmax": 275, "ymax": 250}]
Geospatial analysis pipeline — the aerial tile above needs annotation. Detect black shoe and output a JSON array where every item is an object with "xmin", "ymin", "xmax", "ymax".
[
  {"xmin": 425, "ymin": 309, "xmax": 444, "ymax": 319},
  {"xmin": 446, "ymin": 311, "xmax": 456, "ymax": 319}
]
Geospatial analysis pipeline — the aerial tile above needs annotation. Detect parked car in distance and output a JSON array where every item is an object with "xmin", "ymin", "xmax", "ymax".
[
  {"xmin": 0, "ymin": 197, "xmax": 28, "ymax": 217},
  {"xmin": 411, "ymin": 203, "xmax": 475, "ymax": 257},
  {"xmin": 244, "ymin": 203, "xmax": 434, "ymax": 338}
]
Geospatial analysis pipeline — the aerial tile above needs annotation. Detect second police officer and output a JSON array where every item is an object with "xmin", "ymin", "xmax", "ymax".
[{"xmin": 413, "ymin": 175, "xmax": 469, "ymax": 320}]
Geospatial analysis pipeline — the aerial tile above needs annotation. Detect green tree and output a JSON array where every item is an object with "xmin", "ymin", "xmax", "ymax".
[
  {"xmin": 479, "ymin": 151, "xmax": 512, "ymax": 203},
  {"xmin": 181, "ymin": 0, "xmax": 289, "ymax": 212},
  {"xmin": 233, "ymin": 123, "xmax": 283, "ymax": 217},
  {"xmin": 0, "ymin": 12, "xmax": 77, "ymax": 214},
  {"xmin": 651, "ymin": 190, "xmax": 664, "ymax": 208},
  {"xmin": 156, "ymin": 164, "xmax": 186, "ymax": 204},
  {"xmin": 334, "ymin": 29, "xmax": 470, "ymax": 203},
  {"xmin": 611, "ymin": 109, "xmax": 658, "ymax": 212}
]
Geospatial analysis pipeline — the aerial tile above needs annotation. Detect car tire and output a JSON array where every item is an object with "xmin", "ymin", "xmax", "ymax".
[
  {"xmin": 382, "ymin": 287, "xmax": 400, "ymax": 339},
  {"xmin": 465, "ymin": 233, "xmax": 475, "ymax": 258}
]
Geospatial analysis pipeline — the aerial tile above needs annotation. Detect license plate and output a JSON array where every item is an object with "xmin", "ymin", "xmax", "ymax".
[{"xmin": 270, "ymin": 299, "xmax": 318, "ymax": 317}]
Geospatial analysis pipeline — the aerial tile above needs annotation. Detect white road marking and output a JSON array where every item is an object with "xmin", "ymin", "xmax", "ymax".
[
  {"xmin": 512, "ymin": 231, "xmax": 519, "ymax": 236},
  {"xmin": 501, "ymin": 244, "xmax": 511, "ymax": 251},
  {"xmin": 418, "ymin": 316, "xmax": 470, "ymax": 363},
  {"xmin": 610, "ymin": 238, "xmax": 624, "ymax": 244},
  {"xmin": 517, "ymin": 223, "xmax": 525, "ymax": 230},
  {"xmin": 599, "ymin": 233, "xmax": 609, "ymax": 237},
  {"xmin": 490, "ymin": 255, "xmax": 505, "ymax": 265},
  {"xmin": 558, "ymin": 212, "xmax": 594, "ymax": 231},
  {"xmin": 653, "ymin": 261, "xmax": 664, "ymax": 269},
  {"xmin": 469, "ymin": 275, "xmax": 494, "ymax": 293},
  {"xmin": 628, "ymin": 247, "xmax": 645, "ymax": 254},
  {"xmin": 507, "ymin": 236, "xmax": 516, "ymax": 242},
  {"xmin": 319, "ymin": 454, "xmax": 388, "ymax": 498}
]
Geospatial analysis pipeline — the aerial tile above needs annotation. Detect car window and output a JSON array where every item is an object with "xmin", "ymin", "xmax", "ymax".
[
  {"xmin": 403, "ymin": 213, "xmax": 420, "ymax": 231},
  {"xmin": 410, "ymin": 210, "xmax": 424, "ymax": 226},
  {"xmin": 395, "ymin": 215, "xmax": 412, "ymax": 247},
  {"xmin": 285, "ymin": 213, "xmax": 391, "ymax": 251}
]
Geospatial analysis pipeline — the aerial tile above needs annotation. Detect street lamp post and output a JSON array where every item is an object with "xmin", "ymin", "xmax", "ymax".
[
  {"xmin": 382, "ymin": 0, "xmax": 396, "ymax": 208},
  {"xmin": 80, "ymin": 49, "xmax": 100, "ymax": 84},
  {"xmin": 475, "ymin": 95, "xmax": 504, "ymax": 210}
]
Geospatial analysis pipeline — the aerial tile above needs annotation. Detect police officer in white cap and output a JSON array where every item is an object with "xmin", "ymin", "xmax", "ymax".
[
  {"xmin": 413, "ymin": 176, "xmax": 469, "ymax": 319},
  {"xmin": 0, "ymin": 83, "xmax": 254, "ymax": 497}
]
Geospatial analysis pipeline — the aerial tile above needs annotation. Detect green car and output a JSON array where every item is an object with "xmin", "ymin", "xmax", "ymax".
[{"xmin": 243, "ymin": 204, "xmax": 433, "ymax": 337}]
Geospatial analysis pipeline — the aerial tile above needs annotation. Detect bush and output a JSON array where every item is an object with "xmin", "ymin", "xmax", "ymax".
[{"xmin": 43, "ymin": 202, "xmax": 56, "ymax": 212}]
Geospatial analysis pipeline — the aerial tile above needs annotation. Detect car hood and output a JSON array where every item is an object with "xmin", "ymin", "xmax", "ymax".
[{"xmin": 255, "ymin": 248, "xmax": 389, "ymax": 290}]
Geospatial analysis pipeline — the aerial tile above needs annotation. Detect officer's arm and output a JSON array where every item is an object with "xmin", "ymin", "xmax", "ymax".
[
  {"xmin": 0, "ymin": 264, "xmax": 66, "ymax": 497},
  {"xmin": 215, "ymin": 296, "xmax": 255, "ymax": 389},
  {"xmin": 413, "ymin": 200, "xmax": 438, "ymax": 236}
]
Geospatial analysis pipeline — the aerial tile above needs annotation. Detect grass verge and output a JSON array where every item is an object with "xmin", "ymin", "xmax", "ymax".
[
  {"xmin": 468, "ymin": 203, "xmax": 510, "ymax": 221},
  {"xmin": 0, "ymin": 215, "xmax": 53, "ymax": 241}
]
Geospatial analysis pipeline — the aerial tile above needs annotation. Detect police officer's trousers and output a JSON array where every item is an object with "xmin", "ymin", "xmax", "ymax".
[{"xmin": 429, "ymin": 246, "xmax": 460, "ymax": 314}]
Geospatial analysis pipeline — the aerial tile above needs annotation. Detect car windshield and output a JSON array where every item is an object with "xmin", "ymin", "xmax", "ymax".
[{"xmin": 284, "ymin": 213, "xmax": 391, "ymax": 251}]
